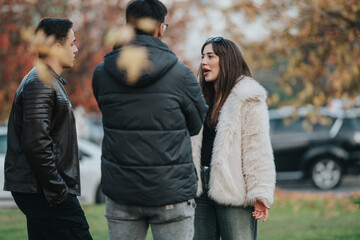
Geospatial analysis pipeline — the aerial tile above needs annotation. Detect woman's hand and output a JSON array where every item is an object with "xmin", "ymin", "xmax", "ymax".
[{"xmin": 252, "ymin": 199, "xmax": 270, "ymax": 222}]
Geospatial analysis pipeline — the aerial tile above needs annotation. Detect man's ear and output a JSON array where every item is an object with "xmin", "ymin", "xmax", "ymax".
[
  {"xmin": 55, "ymin": 42, "xmax": 62, "ymax": 48},
  {"xmin": 155, "ymin": 24, "xmax": 163, "ymax": 38}
]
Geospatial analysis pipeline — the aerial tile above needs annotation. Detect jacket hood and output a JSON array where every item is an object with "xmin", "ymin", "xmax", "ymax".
[{"xmin": 104, "ymin": 34, "xmax": 178, "ymax": 88}]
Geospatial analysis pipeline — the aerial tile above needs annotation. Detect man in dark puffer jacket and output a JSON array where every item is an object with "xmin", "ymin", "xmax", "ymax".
[{"xmin": 92, "ymin": 0, "xmax": 207, "ymax": 239}]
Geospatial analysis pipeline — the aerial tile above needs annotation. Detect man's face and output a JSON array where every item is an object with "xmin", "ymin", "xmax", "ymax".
[{"xmin": 59, "ymin": 29, "xmax": 78, "ymax": 68}]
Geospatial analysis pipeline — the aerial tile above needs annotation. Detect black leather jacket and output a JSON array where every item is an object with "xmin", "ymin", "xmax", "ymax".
[{"xmin": 4, "ymin": 67, "xmax": 80, "ymax": 205}]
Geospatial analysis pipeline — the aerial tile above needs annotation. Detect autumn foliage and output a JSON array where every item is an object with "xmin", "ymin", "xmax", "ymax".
[
  {"xmin": 1, "ymin": 0, "xmax": 360, "ymax": 120},
  {"xmin": 0, "ymin": 0, "xmax": 191, "ymax": 121},
  {"xmin": 237, "ymin": 0, "xmax": 360, "ymax": 108}
]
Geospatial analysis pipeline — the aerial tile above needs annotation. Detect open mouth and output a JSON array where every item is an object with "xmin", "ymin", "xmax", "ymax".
[{"xmin": 203, "ymin": 69, "xmax": 211, "ymax": 75}]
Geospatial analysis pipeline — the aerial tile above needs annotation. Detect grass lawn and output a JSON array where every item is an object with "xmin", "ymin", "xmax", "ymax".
[{"xmin": 1, "ymin": 189, "xmax": 359, "ymax": 240}]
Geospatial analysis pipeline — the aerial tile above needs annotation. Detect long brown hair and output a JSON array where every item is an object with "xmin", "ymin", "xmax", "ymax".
[{"xmin": 198, "ymin": 38, "xmax": 252, "ymax": 129}]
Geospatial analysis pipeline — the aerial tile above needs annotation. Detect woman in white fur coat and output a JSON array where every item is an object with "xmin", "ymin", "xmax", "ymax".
[{"xmin": 193, "ymin": 37, "xmax": 276, "ymax": 240}]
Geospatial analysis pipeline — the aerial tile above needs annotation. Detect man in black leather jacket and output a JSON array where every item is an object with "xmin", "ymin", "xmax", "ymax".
[{"xmin": 4, "ymin": 18, "xmax": 92, "ymax": 240}]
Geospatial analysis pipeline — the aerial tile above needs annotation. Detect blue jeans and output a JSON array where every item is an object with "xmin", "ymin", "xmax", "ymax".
[
  {"xmin": 194, "ymin": 166, "xmax": 257, "ymax": 240},
  {"xmin": 105, "ymin": 197, "xmax": 196, "ymax": 240}
]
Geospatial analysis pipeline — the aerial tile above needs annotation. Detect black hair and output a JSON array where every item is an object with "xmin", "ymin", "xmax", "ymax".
[
  {"xmin": 126, "ymin": 0, "xmax": 167, "ymax": 23},
  {"xmin": 35, "ymin": 18, "xmax": 73, "ymax": 45}
]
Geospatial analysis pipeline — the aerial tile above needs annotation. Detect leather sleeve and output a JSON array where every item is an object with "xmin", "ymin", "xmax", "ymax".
[
  {"xmin": 22, "ymin": 80, "xmax": 68, "ymax": 205},
  {"xmin": 182, "ymin": 68, "xmax": 208, "ymax": 136}
]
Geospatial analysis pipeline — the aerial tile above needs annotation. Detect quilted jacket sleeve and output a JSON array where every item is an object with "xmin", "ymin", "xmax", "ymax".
[
  {"xmin": 22, "ymin": 80, "xmax": 68, "ymax": 205},
  {"xmin": 181, "ymin": 68, "xmax": 208, "ymax": 136}
]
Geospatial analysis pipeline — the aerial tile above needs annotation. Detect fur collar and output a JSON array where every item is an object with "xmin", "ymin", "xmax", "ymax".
[{"xmin": 233, "ymin": 76, "xmax": 267, "ymax": 102}]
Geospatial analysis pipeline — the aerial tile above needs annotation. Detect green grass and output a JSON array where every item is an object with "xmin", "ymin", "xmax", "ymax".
[
  {"xmin": 1, "ymin": 191, "xmax": 359, "ymax": 240},
  {"xmin": 0, "ymin": 204, "xmax": 153, "ymax": 240},
  {"xmin": 258, "ymin": 203, "xmax": 360, "ymax": 240}
]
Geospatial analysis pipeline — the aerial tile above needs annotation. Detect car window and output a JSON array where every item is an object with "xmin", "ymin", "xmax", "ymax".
[
  {"xmin": 351, "ymin": 117, "xmax": 360, "ymax": 131},
  {"xmin": 0, "ymin": 135, "xmax": 7, "ymax": 154},
  {"xmin": 312, "ymin": 118, "xmax": 334, "ymax": 132},
  {"xmin": 271, "ymin": 117, "xmax": 333, "ymax": 134},
  {"xmin": 272, "ymin": 118, "xmax": 305, "ymax": 134}
]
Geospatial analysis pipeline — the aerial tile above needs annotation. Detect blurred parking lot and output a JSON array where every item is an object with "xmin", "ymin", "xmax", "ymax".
[{"xmin": 277, "ymin": 174, "xmax": 360, "ymax": 194}]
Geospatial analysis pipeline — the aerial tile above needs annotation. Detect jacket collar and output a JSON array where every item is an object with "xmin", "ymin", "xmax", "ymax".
[
  {"xmin": 133, "ymin": 34, "xmax": 173, "ymax": 53},
  {"xmin": 233, "ymin": 76, "xmax": 267, "ymax": 102},
  {"xmin": 103, "ymin": 34, "xmax": 178, "ymax": 88},
  {"xmin": 47, "ymin": 66, "xmax": 67, "ymax": 85}
]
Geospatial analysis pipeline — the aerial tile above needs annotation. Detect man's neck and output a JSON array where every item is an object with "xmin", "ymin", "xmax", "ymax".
[{"xmin": 42, "ymin": 58, "xmax": 63, "ymax": 76}]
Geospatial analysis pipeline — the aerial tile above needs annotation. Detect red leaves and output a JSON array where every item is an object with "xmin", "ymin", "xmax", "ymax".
[{"xmin": 0, "ymin": 35, "xmax": 10, "ymax": 48}]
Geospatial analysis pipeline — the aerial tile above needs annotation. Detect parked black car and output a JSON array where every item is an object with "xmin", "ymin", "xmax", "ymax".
[{"xmin": 270, "ymin": 108, "xmax": 360, "ymax": 190}]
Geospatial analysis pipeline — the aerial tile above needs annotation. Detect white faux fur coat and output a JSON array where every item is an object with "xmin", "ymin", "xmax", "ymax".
[{"xmin": 191, "ymin": 76, "xmax": 276, "ymax": 207}]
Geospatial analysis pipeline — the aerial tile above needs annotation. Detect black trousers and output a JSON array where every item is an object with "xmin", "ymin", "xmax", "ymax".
[{"xmin": 12, "ymin": 192, "xmax": 93, "ymax": 240}]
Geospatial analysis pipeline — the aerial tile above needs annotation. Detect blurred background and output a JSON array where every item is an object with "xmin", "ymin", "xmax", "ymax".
[{"xmin": 1, "ymin": 0, "xmax": 360, "ymax": 239}]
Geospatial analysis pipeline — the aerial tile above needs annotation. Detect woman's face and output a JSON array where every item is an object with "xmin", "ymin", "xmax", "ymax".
[{"xmin": 201, "ymin": 44, "xmax": 220, "ymax": 82}]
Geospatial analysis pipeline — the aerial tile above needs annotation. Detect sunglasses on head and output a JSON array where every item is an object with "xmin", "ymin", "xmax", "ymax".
[{"xmin": 205, "ymin": 37, "xmax": 227, "ymax": 48}]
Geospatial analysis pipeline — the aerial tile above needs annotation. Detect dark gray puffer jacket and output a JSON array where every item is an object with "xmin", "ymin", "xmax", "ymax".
[{"xmin": 92, "ymin": 34, "xmax": 208, "ymax": 206}]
